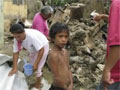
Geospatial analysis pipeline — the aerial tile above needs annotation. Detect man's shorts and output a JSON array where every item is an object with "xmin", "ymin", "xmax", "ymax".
[{"xmin": 96, "ymin": 81, "xmax": 120, "ymax": 90}]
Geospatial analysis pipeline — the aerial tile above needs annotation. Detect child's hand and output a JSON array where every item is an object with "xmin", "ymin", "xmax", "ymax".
[
  {"xmin": 67, "ymin": 84, "xmax": 73, "ymax": 90},
  {"xmin": 8, "ymin": 68, "xmax": 17, "ymax": 76},
  {"xmin": 67, "ymin": 87, "xmax": 72, "ymax": 90}
]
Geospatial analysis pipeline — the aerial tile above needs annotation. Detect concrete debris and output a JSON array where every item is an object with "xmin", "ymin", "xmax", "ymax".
[{"xmin": 67, "ymin": 19, "xmax": 107, "ymax": 90}]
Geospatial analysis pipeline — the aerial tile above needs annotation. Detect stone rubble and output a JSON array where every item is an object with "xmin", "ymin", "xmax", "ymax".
[{"xmin": 67, "ymin": 19, "xmax": 106, "ymax": 90}]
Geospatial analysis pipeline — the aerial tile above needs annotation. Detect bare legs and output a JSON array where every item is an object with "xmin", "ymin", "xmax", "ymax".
[{"xmin": 34, "ymin": 76, "xmax": 42, "ymax": 89}]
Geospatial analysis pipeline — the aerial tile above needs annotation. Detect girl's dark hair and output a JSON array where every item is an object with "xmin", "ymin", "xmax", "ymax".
[
  {"xmin": 10, "ymin": 24, "xmax": 24, "ymax": 34},
  {"xmin": 49, "ymin": 22, "xmax": 69, "ymax": 39}
]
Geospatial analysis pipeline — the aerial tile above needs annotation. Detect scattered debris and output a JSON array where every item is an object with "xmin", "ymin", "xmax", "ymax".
[{"xmin": 67, "ymin": 19, "xmax": 106, "ymax": 90}]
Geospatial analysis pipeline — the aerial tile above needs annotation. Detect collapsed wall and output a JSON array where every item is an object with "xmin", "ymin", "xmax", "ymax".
[{"xmin": 67, "ymin": 19, "xmax": 107, "ymax": 90}]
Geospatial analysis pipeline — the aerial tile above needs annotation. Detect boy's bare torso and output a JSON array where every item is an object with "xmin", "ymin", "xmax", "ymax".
[{"xmin": 48, "ymin": 47, "xmax": 71, "ymax": 89}]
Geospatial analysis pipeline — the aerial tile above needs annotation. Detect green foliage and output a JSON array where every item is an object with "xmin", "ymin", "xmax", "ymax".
[
  {"xmin": 50, "ymin": 0, "xmax": 71, "ymax": 6},
  {"xmin": 47, "ymin": 0, "xmax": 78, "ymax": 6},
  {"xmin": 52, "ymin": 0, "xmax": 64, "ymax": 6}
]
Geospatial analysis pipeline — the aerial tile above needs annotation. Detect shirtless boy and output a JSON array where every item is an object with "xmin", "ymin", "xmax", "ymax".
[{"xmin": 48, "ymin": 22, "xmax": 73, "ymax": 90}]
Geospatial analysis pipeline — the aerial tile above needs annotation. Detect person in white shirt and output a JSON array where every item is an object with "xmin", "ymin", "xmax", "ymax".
[{"xmin": 8, "ymin": 24, "xmax": 49, "ymax": 90}]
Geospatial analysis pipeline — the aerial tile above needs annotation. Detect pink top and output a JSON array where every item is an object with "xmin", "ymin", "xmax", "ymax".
[
  {"xmin": 32, "ymin": 13, "xmax": 49, "ymax": 37},
  {"xmin": 17, "ymin": 40, "xmax": 22, "ymax": 51},
  {"xmin": 107, "ymin": 0, "xmax": 120, "ymax": 82}
]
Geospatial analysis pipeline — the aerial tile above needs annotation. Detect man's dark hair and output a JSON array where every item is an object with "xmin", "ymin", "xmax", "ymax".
[
  {"xmin": 10, "ymin": 24, "xmax": 24, "ymax": 34},
  {"xmin": 49, "ymin": 22, "xmax": 69, "ymax": 39}
]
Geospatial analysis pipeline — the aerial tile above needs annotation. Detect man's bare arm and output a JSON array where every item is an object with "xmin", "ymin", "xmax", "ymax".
[
  {"xmin": 100, "ymin": 14, "xmax": 109, "ymax": 20},
  {"xmin": 94, "ymin": 14, "xmax": 109, "ymax": 21},
  {"xmin": 104, "ymin": 45, "xmax": 120, "ymax": 72},
  {"xmin": 102, "ymin": 45, "xmax": 120, "ymax": 90}
]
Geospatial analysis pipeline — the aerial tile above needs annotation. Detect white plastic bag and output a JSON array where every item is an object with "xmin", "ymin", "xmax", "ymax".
[
  {"xmin": 0, "ymin": 63, "xmax": 29, "ymax": 90},
  {"xmin": 12, "ymin": 71, "xmax": 29, "ymax": 90},
  {"xmin": 0, "ymin": 63, "xmax": 15, "ymax": 90}
]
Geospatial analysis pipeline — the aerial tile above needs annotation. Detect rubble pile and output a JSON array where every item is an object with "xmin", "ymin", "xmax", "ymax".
[{"xmin": 67, "ymin": 19, "xmax": 107, "ymax": 90}]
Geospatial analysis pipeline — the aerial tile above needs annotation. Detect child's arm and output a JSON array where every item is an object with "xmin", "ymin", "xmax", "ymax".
[
  {"xmin": 66, "ymin": 50, "xmax": 73, "ymax": 90},
  {"xmin": 48, "ymin": 52, "xmax": 63, "ymax": 85},
  {"xmin": 67, "ymin": 70, "xmax": 73, "ymax": 90},
  {"xmin": 33, "ymin": 47, "xmax": 44, "ymax": 70},
  {"xmin": 48, "ymin": 52, "xmax": 59, "ymax": 77},
  {"xmin": 8, "ymin": 52, "xmax": 19, "ymax": 76}
]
